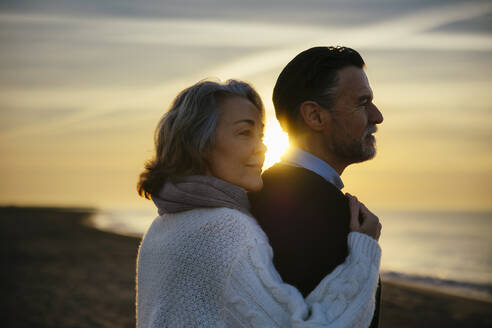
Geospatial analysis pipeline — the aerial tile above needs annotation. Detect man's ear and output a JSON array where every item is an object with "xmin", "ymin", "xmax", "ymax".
[{"xmin": 299, "ymin": 101, "xmax": 330, "ymax": 132}]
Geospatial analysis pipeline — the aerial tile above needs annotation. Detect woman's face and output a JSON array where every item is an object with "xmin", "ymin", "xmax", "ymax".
[{"xmin": 206, "ymin": 96, "xmax": 266, "ymax": 192}]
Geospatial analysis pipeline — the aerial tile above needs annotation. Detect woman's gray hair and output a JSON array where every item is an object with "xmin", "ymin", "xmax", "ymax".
[{"xmin": 138, "ymin": 79, "xmax": 264, "ymax": 199}]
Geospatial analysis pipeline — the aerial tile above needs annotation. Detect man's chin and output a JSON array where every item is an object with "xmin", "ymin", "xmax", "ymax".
[
  {"xmin": 364, "ymin": 147, "xmax": 377, "ymax": 161},
  {"xmin": 333, "ymin": 140, "xmax": 377, "ymax": 164},
  {"xmin": 354, "ymin": 145, "xmax": 376, "ymax": 163},
  {"xmin": 363, "ymin": 137, "xmax": 377, "ymax": 158}
]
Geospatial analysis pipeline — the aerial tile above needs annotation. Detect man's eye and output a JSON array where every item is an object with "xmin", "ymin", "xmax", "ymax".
[{"xmin": 240, "ymin": 130, "xmax": 251, "ymax": 136}]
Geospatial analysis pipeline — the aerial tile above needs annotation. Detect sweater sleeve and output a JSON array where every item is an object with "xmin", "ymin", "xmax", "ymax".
[{"xmin": 222, "ymin": 231, "xmax": 381, "ymax": 328}]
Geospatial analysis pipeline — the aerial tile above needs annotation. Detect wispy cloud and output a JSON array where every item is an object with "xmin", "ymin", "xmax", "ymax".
[
  {"xmin": 0, "ymin": 1, "xmax": 491, "ymax": 140},
  {"xmin": 209, "ymin": 2, "xmax": 492, "ymax": 76},
  {"xmin": 1, "ymin": 1, "xmax": 491, "ymax": 209}
]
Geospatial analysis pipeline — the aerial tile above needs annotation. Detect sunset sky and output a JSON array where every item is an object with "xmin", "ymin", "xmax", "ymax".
[{"xmin": 0, "ymin": 0, "xmax": 491, "ymax": 211}]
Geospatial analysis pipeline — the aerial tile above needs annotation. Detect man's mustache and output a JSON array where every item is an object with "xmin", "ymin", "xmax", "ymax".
[{"xmin": 364, "ymin": 126, "xmax": 378, "ymax": 137}]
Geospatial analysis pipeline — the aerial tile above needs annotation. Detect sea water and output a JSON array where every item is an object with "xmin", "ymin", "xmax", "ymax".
[
  {"xmin": 378, "ymin": 210, "xmax": 492, "ymax": 300},
  {"xmin": 89, "ymin": 208, "xmax": 492, "ymax": 300}
]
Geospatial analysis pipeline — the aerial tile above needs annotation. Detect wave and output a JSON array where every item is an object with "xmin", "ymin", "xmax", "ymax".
[{"xmin": 381, "ymin": 270, "xmax": 492, "ymax": 301}]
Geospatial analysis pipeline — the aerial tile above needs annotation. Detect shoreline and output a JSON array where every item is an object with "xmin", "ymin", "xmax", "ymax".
[
  {"xmin": 2, "ymin": 206, "xmax": 491, "ymax": 327},
  {"xmin": 380, "ymin": 280, "xmax": 492, "ymax": 327},
  {"xmin": 381, "ymin": 273, "xmax": 492, "ymax": 304},
  {"xmin": 88, "ymin": 207, "xmax": 492, "ymax": 304}
]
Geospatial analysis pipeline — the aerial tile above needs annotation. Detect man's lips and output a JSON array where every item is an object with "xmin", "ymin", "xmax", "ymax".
[{"xmin": 364, "ymin": 126, "xmax": 378, "ymax": 139}]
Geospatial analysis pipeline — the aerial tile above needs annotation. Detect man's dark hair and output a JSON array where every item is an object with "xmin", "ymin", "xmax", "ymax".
[{"xmin": 272, "ymin": 46, "xmax": 365, "ymax": 134}]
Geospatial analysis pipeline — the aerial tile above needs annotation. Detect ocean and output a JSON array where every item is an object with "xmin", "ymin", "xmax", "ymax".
[{"xmin": 89, "ymin": 208, "xmax": 492, "ymax": 301}]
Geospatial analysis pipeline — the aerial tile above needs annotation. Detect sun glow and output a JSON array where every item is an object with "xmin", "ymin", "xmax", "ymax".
[{"xmin": 262, "ymin": 119, "xmax": 290, "ymax": 170}]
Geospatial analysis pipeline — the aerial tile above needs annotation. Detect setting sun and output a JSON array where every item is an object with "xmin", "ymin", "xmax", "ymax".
[
  {"xmin": 262, "ymin": 118, "xmax": 290, "ymax": 169},
  {"xmin": 1, "ymin": 2, "xmax": 492, "ymax": 327}
]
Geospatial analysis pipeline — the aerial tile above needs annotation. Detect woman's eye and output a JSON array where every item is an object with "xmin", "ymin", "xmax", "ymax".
[{"xmin": 240, "ymin": 130, "xmax": 252, "ymax": 136}]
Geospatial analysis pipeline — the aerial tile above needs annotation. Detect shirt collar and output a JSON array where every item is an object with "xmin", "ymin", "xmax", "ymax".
[{"xmin": 281, "ymin": 147, "xmax": 344, "ymax": 190}]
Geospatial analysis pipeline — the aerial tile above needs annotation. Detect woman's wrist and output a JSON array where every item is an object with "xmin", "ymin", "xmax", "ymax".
[{"xmin": 347, "ymin": 231, "xmax": 381, "ymax": 263}]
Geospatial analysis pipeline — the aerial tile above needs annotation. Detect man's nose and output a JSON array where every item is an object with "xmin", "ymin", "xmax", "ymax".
[{"xmin": 369, "ymin": 103, "xmax": 383, "ymax": 124}]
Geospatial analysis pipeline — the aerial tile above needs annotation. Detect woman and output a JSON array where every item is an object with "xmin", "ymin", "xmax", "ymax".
[{"xmin": 136, "ymin": 79, "xmax": 381, "ymax": 327}]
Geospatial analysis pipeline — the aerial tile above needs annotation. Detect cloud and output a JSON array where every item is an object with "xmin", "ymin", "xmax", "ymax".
[{"xmin": 0, "ymin": 2, "xmax": 491, "ymax": 139}]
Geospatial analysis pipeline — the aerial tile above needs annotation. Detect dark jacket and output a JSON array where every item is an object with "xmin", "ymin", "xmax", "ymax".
[{"xmin": 249, "ymin": 163, "xmax": 381, "ymax": 327}]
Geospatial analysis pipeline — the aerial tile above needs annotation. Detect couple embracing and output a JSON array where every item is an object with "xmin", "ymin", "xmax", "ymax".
[{"xmin": 136, "ymin": 46, "xmax": 384, "ymax": 328}]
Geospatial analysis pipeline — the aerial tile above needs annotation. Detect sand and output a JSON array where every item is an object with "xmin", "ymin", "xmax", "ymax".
[{"xmin": 1, "ymin": 206, "xmax": 491, "ymax": 327}]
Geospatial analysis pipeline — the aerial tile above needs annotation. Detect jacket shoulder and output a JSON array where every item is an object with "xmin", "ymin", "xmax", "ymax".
[{"xmin": 250, "ymin": 163, "xmax": 346, "ymax": 210}]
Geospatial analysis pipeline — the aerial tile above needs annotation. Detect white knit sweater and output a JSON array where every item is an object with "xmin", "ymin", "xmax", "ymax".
[{"xmin": 136, "ymin": 207, "xmax": 381, "ymax": 328}]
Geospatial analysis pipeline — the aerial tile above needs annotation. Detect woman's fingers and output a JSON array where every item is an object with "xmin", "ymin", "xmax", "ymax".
[
  {"xmin": 360, "ymin": 205, "xmax": 381, "ymax": 241},
  {"xmin": 346, "ymin": 193, "xmax": 382, "ymax": 241},
  {"xmin": 376, "ymin": 222, "xmax": 382, "ymax": 241},
  {"xmin": 346, "ymin": 193, "xmax": 360, "ymax": 232}
]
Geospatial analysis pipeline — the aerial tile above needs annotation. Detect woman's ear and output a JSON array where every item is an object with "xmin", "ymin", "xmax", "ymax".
[{"xmin": 299, "ymin": 101, "xmax": 330, "ymax": 132}]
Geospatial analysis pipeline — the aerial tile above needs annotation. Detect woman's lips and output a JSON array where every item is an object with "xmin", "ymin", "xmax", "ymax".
[{"xmin": 245, "ymin": 163, "xmax": 263, "ymax": 169}]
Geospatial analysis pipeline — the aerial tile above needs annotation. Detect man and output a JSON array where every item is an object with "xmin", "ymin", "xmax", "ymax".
[{"xmin": 249, "ymin": 46, "xmax": 384, "ymax": 327}]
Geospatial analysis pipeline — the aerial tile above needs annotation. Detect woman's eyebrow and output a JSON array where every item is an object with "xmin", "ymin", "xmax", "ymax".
[{"xmin": 233, "ymin": 119, "xmax": 255, "ymax": 125}]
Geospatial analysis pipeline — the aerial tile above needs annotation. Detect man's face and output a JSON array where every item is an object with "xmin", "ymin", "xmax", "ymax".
[{"xmin": 325, "ymin": 66, "xmax": 384, "ymax": 164}]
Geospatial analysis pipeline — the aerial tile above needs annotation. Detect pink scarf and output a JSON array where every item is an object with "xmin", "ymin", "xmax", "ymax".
[{"xmin": 152, "ymin": 175, "xmax": 251, "ymax": 216}]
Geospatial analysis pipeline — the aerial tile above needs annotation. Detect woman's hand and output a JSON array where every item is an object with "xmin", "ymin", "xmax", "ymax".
[{"xmin": 346, "ymin": 193, "xmax": 382, "ymax": 241}]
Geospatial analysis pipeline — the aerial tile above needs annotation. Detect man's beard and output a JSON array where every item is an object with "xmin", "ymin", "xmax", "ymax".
[{"xmin": 329, "ymin": 125, "xmax": 377, "ymax": 164}]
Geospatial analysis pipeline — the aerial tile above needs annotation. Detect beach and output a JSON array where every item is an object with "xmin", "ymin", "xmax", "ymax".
[{"xmin": 2, "ymin": 206, "xmax": 491, "ymax": 327}]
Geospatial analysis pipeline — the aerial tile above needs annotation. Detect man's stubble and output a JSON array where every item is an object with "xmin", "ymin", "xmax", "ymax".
[{"xmin": 328, "ymin": 116, "xmax": 378, "ymax": 164}]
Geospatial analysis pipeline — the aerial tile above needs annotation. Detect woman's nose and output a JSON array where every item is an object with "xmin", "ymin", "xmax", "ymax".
[{"xmin": 256, "ymin": 140, "xmax": 267, "ymax": 154}]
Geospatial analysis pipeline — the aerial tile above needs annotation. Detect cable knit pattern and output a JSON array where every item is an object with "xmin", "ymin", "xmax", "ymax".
[{"xmin": 136, "ymin": 207, "xmax": 381, "ymax": 328}]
